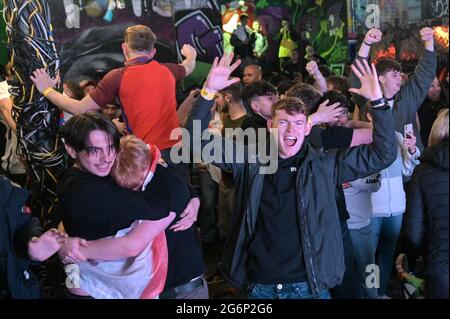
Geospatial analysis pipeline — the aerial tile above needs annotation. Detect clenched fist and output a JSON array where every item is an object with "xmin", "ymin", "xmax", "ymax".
[
  {"xmin": 420, "ymin": 27, "xmax": 435, "ymax": 51},
  {"xmin": 364, "ymin": 28, "xmax": 382, "ymax": 45}
]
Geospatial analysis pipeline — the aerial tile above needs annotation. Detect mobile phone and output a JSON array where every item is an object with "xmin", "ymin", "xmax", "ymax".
[{"xmin": 404, "ymin": 123, "xmax": 413, "ymax": 139}]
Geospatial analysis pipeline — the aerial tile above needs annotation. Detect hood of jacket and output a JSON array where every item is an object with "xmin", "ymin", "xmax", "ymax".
[{"xmin": 421, "ymin": 141, "xmax": 449, "ymax": 171}]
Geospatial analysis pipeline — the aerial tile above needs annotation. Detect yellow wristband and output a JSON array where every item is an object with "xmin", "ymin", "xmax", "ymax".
[
  {"xmin": 307, "ymin": 116, "xmax": 313, "ymax": 126},
  {"xmin": 201, "ymin": 88, "xmax": 216, "ymax": 101},
  {"xmin": 42, "ymin": 87, "xmax": 54, "ymax": 97}
]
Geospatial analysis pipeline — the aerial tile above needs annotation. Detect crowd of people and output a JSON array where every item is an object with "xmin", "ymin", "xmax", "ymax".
[{"xmin": 0, "ymin": 23, "xmax": 448, "ymax": 299}]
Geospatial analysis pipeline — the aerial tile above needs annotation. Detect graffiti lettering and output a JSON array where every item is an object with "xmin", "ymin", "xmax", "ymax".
[
  {"xmin": 328, "ymin": 43, "xmax": 349, "ymax": 65},
  {"xmin": 175, "ymin": 10, "xmax": 223, "ymax": 62},
  {"xmin": 430, "ymin": 0, "xmax": 449, "ymax": 18}
]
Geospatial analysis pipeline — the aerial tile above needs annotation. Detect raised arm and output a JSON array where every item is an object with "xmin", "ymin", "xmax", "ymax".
[
  {"xmin": 333, "ymin": 59, "xmax": 397, "ymax": 184},
  {"xmin": 185, "ymin": 53, "xmax": 243, "ymax": 173},
  {"xmin": 30, "ymin": 69, "xmax": 100, "ymax": 114},
  {"xmin": 349, "ymin": 28, "xmax": 382, "ymax": 108},
  {"xmin": 180, "ymin": 44, "xmax": 197, "ymax": 76},
  {"xmin": 399, "ymin": 27, "xmax": 437, "ymax": 110},
  {"xmin": 306, "ymin": 61, "xmax": 328, "ymax": 94},
  {"xmin": 177, "ymin": 89, "xmax": 200, "ymax": 127},
  {"xmin": 308, "ymin": 98, "xmax": 345, "ymax": 126}
]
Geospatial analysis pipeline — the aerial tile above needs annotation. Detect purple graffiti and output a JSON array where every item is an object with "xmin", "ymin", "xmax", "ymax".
[{"xmin": 175, "ymin": 10, "xmax": 223, "ymax": 63}]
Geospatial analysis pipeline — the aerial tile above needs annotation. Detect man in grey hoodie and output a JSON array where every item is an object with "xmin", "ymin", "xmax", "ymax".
[{"xmin": 350, "ymin": 27, "xmax": 437, "ymax": 152}]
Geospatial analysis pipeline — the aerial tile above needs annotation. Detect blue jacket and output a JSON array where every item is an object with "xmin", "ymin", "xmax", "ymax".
[{"xmin": 0, "ymin": 176, "xmax": 42, "ymax": 298}]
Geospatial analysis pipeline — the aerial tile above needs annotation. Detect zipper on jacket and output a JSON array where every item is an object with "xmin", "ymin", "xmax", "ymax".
[{"xmin": 297, "ymin": 173, "xmax": 320, "ymax": 295}]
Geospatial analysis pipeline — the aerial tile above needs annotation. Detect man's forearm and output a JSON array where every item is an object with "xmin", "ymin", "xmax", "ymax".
[
  {"xmin": 358, "ymin": 42, "xmax": 372, "ymax": 58},
  {"xmin": 313, "ymin": 73, "xmax": 328, "ymax": 93},
  {"xmin": 181, "ymin": 57, "xmax": 196, "ymax": 76},
  {"xmin": 45, "ymin": 90, "xmax": 99, "ymax": 114},
  {"xmin": 81, "ymin": 236, "xmax": 132, "ymax": 261},
  {"xmin": 0, "ymin": 99, "xmax": 16, "ymax": 131},
  {"xmin": 0, "ymin": 99, "xmax": 16, "ymax": 132}
]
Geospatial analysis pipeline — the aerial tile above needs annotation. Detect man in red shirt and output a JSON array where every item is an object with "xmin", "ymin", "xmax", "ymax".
[{"xmin": 30, "ymin": 25, "xmax": 197, "ymax": 154}]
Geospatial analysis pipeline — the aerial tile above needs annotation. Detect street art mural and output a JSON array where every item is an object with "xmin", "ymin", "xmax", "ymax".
[
  {"xmin": 47, "ymin": 1, "xmax": 222, "ymax": 83},
  {"xmin": 222, "ymin": 0, "xmax": 349, "ymax": 66}
]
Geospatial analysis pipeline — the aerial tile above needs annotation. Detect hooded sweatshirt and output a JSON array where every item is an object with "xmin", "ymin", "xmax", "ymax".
[{"xmin": 371, "ymin": 132, "xmax": 420, "ymax": 217}]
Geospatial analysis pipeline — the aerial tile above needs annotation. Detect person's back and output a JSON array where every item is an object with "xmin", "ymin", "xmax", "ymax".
[
  {"xmin": 118, "ymin": 60, "xmax": 180, "ymax": 151},
  {"xmin": 407, "ymin": 142, "xmax": 449, "ymax": 272},
  {"xmin": 146, "ymin": 163, "xmax": 205, "ymax": 295},
  {"xmin": 404, "ymin": 110, "xmax": 449, "ymax": 299},
  {"xmin": 30, "ymin": 25, "xmax": 195, "ymax": 155}
]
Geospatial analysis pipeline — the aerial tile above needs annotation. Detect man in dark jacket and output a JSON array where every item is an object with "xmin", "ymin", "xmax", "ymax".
[
  {"xmin": 0, "ymin": 175, "xmax": 66, "ymax": 299},
  {"xmin": 185, "ymin": 54, "xmax": 397, "ymax": 298}
]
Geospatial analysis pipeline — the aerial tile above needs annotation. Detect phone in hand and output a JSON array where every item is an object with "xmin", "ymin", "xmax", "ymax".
[{"xmin": 404, "ymin": 123, "xmax": 413, "ymax": 139}]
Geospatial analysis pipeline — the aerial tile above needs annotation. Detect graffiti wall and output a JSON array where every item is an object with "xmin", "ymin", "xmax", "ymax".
[
  {"xmin": 423, "ymin": 0, "xmax": 449, "ymax": 20},
  {"xmin": 46, "ymin": 0, "xmax": 222, "ymax": 84},
  {"xmin": 222, "ymin": 0, "xmax": 349, "ymax": 67}
]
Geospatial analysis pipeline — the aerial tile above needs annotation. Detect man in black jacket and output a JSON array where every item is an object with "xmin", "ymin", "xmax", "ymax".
[
  {"xmin": 185, "ymin": 54, "xmax": 397, "ymax": 298},
  {"xmin": 0, "ymin": 176, "xmax": 66, "ymax": 299}
]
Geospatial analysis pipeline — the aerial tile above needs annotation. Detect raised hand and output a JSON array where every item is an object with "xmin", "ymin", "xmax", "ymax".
[
  {"xmin": 349, "ymin": 59, "xmax": 383, "ymax": 101},
  {"xmin": 420, "ymin": 27, "xmax": 435, "ymax": 51},
  {"xmin": 30, "ymin": 68, "xmax": 59, "ymax": 93},
  {"xmin": 203, "ymin": 53, "xmax": 241, "ymax": 93},
  {"xmin": 312, "ymin": 99, "xmax": 346, "ymax": 125},
  {"xmin": 306, "ymin": 61, "xmax": 320, "ymax": 76},
  {"xmin": 181, "ymin": 44, "xmax": 197, "ymax": 59},
  {"xmin": 364, "ymin": 28, "xmax": 382, "ymax": 45}
]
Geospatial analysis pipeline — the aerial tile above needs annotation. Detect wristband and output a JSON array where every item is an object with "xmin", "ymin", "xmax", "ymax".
[
  {"xmin": 42, "ymin": 87, "xmax": 54, "ymax": 97},
  {"xmin": 201, "ymin": 88, "xmax": 216, "ymax": 101},
  {"xmin": 370, "ymin": 97, "xmax": 388, "ymax": 109},
  {"xmin": 363, "ymin": 40, "xmax": 372, "ymax": 46}
]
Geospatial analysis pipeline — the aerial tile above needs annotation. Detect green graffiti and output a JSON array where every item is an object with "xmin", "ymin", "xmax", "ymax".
[
  {"xmin": 256, "ymin": 0, "xmax": 269, "ymax": 9},
  {"xmin": 328, "ymin": 43, "xmax": 349, "ymax": 64}
]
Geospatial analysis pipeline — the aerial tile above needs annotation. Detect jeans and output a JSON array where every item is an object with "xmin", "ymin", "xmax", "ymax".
[
  {"xmin": 349, "ymin": 224, "xmax": 379, "ymax": 299},
  {"xmin": 371, "ymin": 214, "xmax": 403, "ymax": 296},
  {"xmin": 247, "ymin": 282, "xmax": 331, "ymax": 299},
  {"xmin": 331, "ymin": 220, "xmax": 355, "ymax": 299},
  {"xmin": 426, "ymin": 274, "xmax": 449, "ymax": 299}
]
